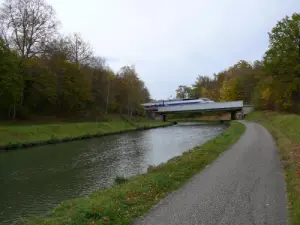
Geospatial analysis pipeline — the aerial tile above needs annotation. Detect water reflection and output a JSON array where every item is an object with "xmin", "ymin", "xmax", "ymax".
[{"xmin": 0, "ymin": 122, "xmax": 226, "ymax": 224}]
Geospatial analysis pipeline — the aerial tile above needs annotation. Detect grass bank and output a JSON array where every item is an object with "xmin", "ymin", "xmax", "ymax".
[
  {"xmin": 247, "ymin": 111, "xmax": 300, "ymax": 225},
  {"xmin": 0, "ymin": 117, "xmax": 171, "ymax": 150},
  {"xmin": 17, "ymin": 121, "xmax": 245, "ymax": 225}
]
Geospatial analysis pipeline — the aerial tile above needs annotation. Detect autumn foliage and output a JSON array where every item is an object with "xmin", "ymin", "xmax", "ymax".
[
  {"xmin": 0, "ymin": 0, "xmax": 150, "ymax": 120},
  {"xmin": 176, "ymin": 13, "xmax": 300, "ymax": 113}
]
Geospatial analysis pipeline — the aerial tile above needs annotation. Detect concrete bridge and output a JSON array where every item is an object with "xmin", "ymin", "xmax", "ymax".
[{"xmin": 143, "ymin": 101, "xmax": 254, "ymax": 121}]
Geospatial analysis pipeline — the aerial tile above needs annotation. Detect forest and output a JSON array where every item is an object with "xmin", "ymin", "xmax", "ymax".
[
  {"xmin": 176, "ymin": 13, "xmax": 300, "ymax": 114},
  {"xmin": 1, "ymin": 0, "xmax": 300, "ymax": 122},
  {"xmin": 0, "ymin": 0, "xmax": 150, "ymax": 121}
]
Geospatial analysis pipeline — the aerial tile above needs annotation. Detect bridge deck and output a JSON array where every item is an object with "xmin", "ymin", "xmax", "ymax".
[{"xmin": 157, "ymin": 101, "xmax": 243, "ymax": 113}]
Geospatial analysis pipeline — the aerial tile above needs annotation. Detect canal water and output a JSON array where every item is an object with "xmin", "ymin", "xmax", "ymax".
[{"xmin": 0, "ymin": 122, "xmax": 227, "ymax": 224}]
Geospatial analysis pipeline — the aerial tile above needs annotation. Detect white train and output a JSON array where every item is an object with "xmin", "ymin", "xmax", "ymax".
[{"xmin": 142, "ymin": 98, "xmax": 215, "ymax": 110}]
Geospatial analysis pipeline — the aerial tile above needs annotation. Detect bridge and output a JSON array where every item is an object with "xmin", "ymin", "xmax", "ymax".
[{"xmin": 143, "ymin": 100, "xmax": 254, "ymax": 121}]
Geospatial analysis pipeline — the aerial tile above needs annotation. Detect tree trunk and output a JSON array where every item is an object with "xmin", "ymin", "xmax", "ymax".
[
  {"xmin": 130, "ymin": 105, "xmax": 133, "ymax": 119},
  {"xmin": 105, "ymin": 77, "xmax": 110, "ymax": 115},
  {"xmin": 8, "ymin": 107, "xmax": 11, "ymax": 119},
  {"xmin": 12, "ymin": 96, "xmax": 16, "ymax": 120}
]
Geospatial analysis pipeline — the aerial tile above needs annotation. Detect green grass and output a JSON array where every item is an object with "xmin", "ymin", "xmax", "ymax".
[
  {"xmin": 247, "ymin": 111, "xmax": 300, "ymax": 225},
  {"xmin": 16, "ymin": 121, "xmax": 245, "ymax": 225},
  {"xmin": 114, "ymin": 176, "xmax": 129, "ymax": 185},
  {"xmin": 0, "ymin": 117, "xmax": 169, "ymax": 149}
]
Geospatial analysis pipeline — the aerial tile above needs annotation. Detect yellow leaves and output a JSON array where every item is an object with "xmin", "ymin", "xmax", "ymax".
[
  {"xmin": 220, "ymin": 78, "xmax": 243, "ymax": 102},
  {"xmin": 261, "ymin": 88, "xmax": 271, "ymax": 101},
  {"xmin": 200, "ymin": 87, "xmax": 207, "ymax": 97},
  {"xmin": 126, "ymin": 191, "xmax": 139, "ymax": 201},
  {"xmin": 260, "ymin": 87, "xmax": 273, "ymax": 109}
]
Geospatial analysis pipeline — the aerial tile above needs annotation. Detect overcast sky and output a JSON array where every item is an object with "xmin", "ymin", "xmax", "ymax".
[{"xmin": 4, "ymin": 0, "xmax": 300, "ymax": 100}]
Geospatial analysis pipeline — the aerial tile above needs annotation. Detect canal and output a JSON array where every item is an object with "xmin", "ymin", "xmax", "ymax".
[{"xmin": 0, "ymin": 122, "xmax": 227, "ymax": 224}]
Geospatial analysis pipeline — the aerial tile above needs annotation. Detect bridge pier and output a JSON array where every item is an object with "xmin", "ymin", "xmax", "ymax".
[
  {"xmin": 154, "ymin": 114, "xmax": 167, "ymax": 121},
  {"xmin": 147, "ymin": 111, "xmax": 155, "ymax": 120},
  {"xmin": 231, "ymin": 111, "xmax": 236, "ymax": 120},
  {"xmin": 231, "ymin": 111, "xmax": 244, "ymax": 120}
]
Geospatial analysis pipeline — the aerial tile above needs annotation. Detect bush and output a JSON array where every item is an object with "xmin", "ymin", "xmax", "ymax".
[{"xmin": 114, "ymin": 176, "xmax": 129, "ymax": 185}]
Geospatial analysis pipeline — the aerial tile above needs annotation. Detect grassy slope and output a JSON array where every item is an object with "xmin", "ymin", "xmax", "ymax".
[
  {"xmin": 0, "ymin": 117, "xmax": 168, "ymax": 148},
  {"xmin": 18, "ymin": 122, "xmax": 245, "ymax": 225},
  {"xmin": 247, "ymin": 111, "xmax": 300, "ymax": 225}
]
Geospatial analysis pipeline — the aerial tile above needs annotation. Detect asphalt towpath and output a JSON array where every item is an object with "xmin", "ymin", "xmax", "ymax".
[{"xmin": 135, "ymin": 121, "xmax": 288, "ymax": 225}]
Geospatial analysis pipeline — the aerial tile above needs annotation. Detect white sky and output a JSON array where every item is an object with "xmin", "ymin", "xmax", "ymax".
[{"xmin": 2, "ymin": 0, "xmax": 300, "ymax": 99}]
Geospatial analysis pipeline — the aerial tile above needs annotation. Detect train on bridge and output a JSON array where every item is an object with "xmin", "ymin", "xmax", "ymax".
[
  {"xmin": 142, "ymin": 99, "xmax": 253, "ymax": 121},
  {"xmin": 142, "ymin": 98, "xmax": 215, "ymax": 111}
]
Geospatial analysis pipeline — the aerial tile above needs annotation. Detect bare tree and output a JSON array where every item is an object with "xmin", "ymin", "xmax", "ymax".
[
  {"xmin": 42, "ymin": 36, "xmax": 72, "ymax": 59},
  {"xmin": 0, "ymin": 0, "xmax": 58, "ymax": 58},
  {"xmin": 67, "ymin": 33, "xmax": 93, "ymax": 65},
  {"xmin": 89, "ymin": 56, "xmax": 106, "ymax": 69}
]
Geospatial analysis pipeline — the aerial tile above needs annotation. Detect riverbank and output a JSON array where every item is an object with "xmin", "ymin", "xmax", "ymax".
[
  {"xmin": 17, "ymin": 121, "xmax": 245, "ymax": 225},
  {"xmin": 247, "ymin": 111, "xmax": 300, "ymax": 225},
  {"xmin": 0, "ymin": 117, "xmax": 172, "ymax": 150}
]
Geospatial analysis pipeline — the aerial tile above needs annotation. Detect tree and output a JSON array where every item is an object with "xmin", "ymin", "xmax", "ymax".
[
  {"xmin": 0, "ymin": 0, "xmax": 153, "ymax": 121},
  {"xmin": 118, "ymin": 66, "xmax": 138, "ymax": 116},
  {"xmin": 113, "ymin": 66, "xmax": 150, "ymax": 117},
  {"xmin": 220, "ymin": 78, "xmax": 242, "ymax": 101},
  {"xmin": 176, "ymin": 85, "xmax": 192, "ymax": 99},
  {"xmin": 47, "ymin": 53, "xmax": 91, "ymax": 113},
  {"xmin": 183, "ymin": 60, "xmax": 262, "ymax": 103},
  {"xmin": 0, "ymin": 39, "xmax": 22, "ymax": 119},
  {"xmin": 88, "ymin": 58, "xmax": 114, "ymax": 114},
  {"xmin": 264, "ymin": 13, "xmax": 300, "ymax": 112},
  {"xmin": 21, "ymin": 57, "xmax": 57, "ymax": 113},
  {"xmin": 191, "ymin": 75, "xmax": 219, "ymax": 100},
  {"xmin": 42, "ymin": 37, "xmax": 71, "ymax": 60},
  {"xmin": 67, "ymin": 33, "xmax": 93, "ymax": 65},
  {"xmin": 0, "ymin": 0, "xmax": 58, "ymax": 58}
]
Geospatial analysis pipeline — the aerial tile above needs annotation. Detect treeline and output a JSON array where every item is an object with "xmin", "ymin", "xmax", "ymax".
[
  {"xmin": 176, "ymin": 13, "xmax": 300, "ymax": 113},
  {"xmin": 0, "ymin": 0, "xmax": 150, "ymax": 120}
]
